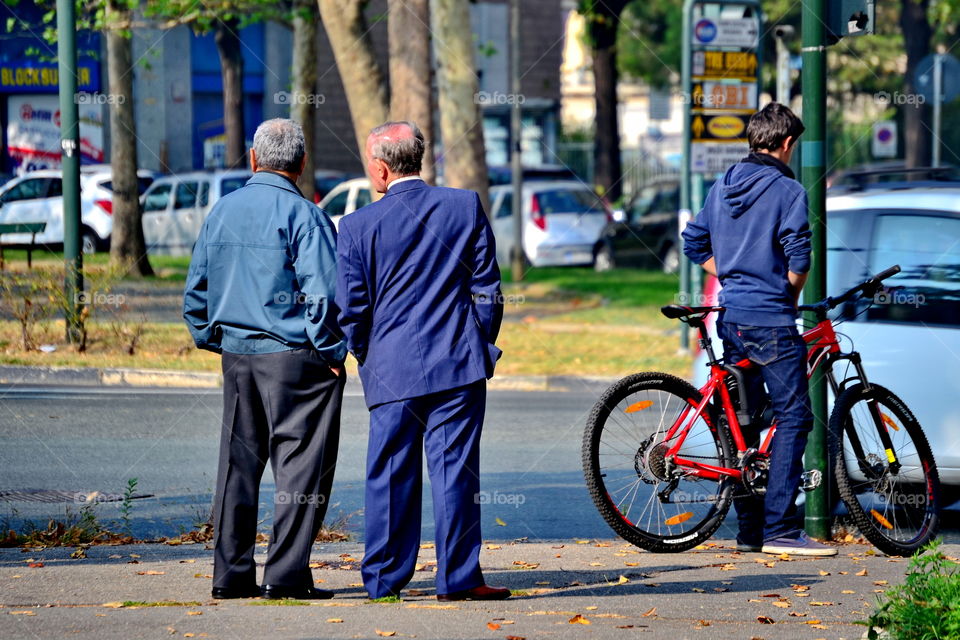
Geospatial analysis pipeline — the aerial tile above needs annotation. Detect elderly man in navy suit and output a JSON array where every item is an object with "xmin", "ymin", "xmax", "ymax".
[{"xmin": 336, "ymin": 121, "xmax": 508, "ymax": 602}]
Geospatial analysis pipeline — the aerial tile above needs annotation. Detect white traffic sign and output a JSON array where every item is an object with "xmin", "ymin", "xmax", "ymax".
[
  {"xmin": 691, "ymin": 142, "xmax": 749, "ymax": 174},
  {"xmin": 693, "ymin": 17, "xmax": 759, "ymax": 48},
  {"xmin": 871, "ymin": 121, "xmax": 897, "ymax": 159}
]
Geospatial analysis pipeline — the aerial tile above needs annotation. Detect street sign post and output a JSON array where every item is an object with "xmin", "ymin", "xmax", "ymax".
[{"xmin": 680, "ymin": 0, "xmax": 762, "ymax": 347}]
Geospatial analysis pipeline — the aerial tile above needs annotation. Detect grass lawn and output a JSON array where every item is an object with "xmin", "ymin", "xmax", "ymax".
[
  {"xmin": 0, "ymin": 266, "xmax": 693, "ymax": 379},
  {"xmin": 0, "ymin": 249, "xmax": 192, "ymax": 282}
]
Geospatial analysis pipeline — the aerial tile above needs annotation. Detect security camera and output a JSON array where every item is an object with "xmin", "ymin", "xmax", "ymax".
[{"xmin": 774, "ymin": 25, "xmax": 795, "ymax": 39}]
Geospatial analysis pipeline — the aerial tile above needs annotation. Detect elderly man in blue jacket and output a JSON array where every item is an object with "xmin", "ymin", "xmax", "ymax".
[
  {"xmin": 336, "ymin": 121, "xmax": 509, "ymax": 602},
  {"xmin": 184, "ymin": 118, "xmax": 347, "ymax": 600}
]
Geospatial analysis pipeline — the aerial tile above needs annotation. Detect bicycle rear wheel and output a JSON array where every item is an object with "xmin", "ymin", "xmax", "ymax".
[
  {"xmin": 829, "ymin": 383, "xmax": 940, "ymax": 556},
  {"xmin": 582, "ymin": 372, "xmax": 735, "ymax": 552}
]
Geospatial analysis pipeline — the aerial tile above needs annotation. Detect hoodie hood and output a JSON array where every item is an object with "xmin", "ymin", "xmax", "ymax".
[{"xmin": 718, "ymin": 162, "xmax": 784, "ymax": 219}]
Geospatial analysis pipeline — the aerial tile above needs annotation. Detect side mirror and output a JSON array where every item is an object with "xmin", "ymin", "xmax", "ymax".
[{"xmin": 612, "ymin": 209, "xmax": 627, "ymax": 223}]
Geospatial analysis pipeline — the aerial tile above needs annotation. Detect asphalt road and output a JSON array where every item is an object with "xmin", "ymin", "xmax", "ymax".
[{"xmin": 0, "ymin": 385, "xmax": 639, "ymax": 542}]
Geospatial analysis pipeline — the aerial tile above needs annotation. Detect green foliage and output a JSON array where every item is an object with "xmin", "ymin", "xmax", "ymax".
[
  {"xmin": 118, "ymin": 477, "xmax": 138, "ymax": 537},
  {"xmin": 865, "ymin": 540, "xmax": 960, "ymax": 640},
  {"xmin": 617, "ymin": 0, "xmax": 682, "ymax": 88}
]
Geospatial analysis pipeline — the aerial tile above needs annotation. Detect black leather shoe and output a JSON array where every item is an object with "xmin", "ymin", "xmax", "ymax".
[
  {"xmin": 211, "ymin": 586, "xmax": 262, "ymax": 599},
  {"xmin": 261, "ymin": 585, "xmax": 334, "ymax": 600}
]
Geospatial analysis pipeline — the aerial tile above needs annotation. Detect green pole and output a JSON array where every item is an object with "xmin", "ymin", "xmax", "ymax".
[
  {"xmin": 56, "ymin": 0, "xmax": 83, "ymax": 342},
  {"xmin": 801, "ymin": 0, "xmax": 829, "ymax": 540},
  {"xmin": 679, "ymin": 0, "xmax": 694, "ymax": 349}
]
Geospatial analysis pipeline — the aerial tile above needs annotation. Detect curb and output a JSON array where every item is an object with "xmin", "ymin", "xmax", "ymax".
[{"xmin": 0, "ymin": 365, "xmax": 619, "ymax": 393}]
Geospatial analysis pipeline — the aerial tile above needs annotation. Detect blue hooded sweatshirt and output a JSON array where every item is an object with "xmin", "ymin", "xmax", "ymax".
[{"xmin": 682, "ymin": 154, "xmax": 811, "ymax": 327}]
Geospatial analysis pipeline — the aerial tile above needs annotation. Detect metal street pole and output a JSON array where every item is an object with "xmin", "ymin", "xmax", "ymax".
[
  {"xmin": 801, "ymin": 0, "xmax": 830, "ymax": 540},
  {"xmin": 932, "ymin": 54, "xmax": 943, "ymax": 168},
  {"xmin": 57, "ymin": 0, "xmax": 84, "ymax": 343},
  {"xmin": 509, "ymin": 0, "xmax": 525, "ymax": 282},
  {"xmin": 679, "ymin": 0, "xmax": 694, "ymax": 350}
]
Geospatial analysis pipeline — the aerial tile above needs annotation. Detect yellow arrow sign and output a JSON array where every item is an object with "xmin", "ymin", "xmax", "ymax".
[{"xmin": 692, "ymin": 116, "xmax": 705, "ymax": 139}]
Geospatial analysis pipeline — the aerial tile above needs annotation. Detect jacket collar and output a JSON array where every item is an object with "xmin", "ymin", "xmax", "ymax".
[
  {"xmin": 383, "ymin": 177, "xmax": 426, "ymax": 197},
  {"xmin": 246, "ymin": 170, "xmax": 305, "ymax": 197}
]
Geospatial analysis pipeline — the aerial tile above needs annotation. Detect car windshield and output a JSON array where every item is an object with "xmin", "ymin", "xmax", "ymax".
[
  {"xmin": 220, "ymin": 177, "xmax": 248, "ymax": 196},
  {"xmin": 536, "ymin": 189, "xmax": 605, "ymax": 215}
]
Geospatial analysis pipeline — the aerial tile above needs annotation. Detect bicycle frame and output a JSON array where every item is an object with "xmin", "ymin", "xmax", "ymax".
[{"xmin": 660, "ymin": 312, "xmax": 890, "ymax": 484}]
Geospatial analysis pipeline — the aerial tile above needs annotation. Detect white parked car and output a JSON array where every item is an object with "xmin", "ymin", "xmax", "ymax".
[
  {"xmin": 141, "ymin": 170, "xmax": 252, "ymax": 255},
  {"xmin": 318, "ymin": 177, "xmax": 373, "ymax": 228},
  {"xmin": 489, "ymin": 181, "xmax": 612, "ymax": 268},
  {"xmin": 694, "ymin": 178, "xmax": 960, "ymax": 494},
  {"xmin": 0, "ymin": 169, "xmax": 157, "ymax": 254}
]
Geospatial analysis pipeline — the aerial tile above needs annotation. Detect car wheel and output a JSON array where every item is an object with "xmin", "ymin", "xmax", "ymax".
[
  {"xmin": 594, "ymin": 244, "xmax": 615, "ymax": 272},
  {"xmin": 81, "ymin": 230, "xmax": 99, "ymax": 255},
  {"xmin": 661, "ymin": 244, "xmax": 679, "ymax": 274}
]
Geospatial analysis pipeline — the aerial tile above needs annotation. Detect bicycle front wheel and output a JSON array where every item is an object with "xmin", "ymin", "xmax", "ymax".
[
  {"xmin": 582, "ymin": 372, "xmax": 735, "ymax": 552},
  {"xmin": 830, "ymin": 383, "xmax": 940, "ymax": 556}
]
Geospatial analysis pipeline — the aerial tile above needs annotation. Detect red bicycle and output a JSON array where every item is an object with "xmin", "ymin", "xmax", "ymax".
[{"xmin": 582, "ymin": 266, "xmax": 940, "ymax": 556}]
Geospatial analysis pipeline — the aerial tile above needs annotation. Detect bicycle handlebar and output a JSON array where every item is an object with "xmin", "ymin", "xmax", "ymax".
[{"xmin": 798, "ymin": 264, "xmax": 901, "ymax": 316}]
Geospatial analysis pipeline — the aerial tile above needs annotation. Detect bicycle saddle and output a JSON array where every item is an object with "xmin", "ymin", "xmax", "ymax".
[{"xmin": 660, "ymin": 304, "xmax": 725, "ymax": 319}]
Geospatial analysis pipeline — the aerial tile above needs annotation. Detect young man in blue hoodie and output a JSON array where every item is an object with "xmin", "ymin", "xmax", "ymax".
[{"xmin": 682, "ymin": 102, "xmax": 836, "ymax": 556}]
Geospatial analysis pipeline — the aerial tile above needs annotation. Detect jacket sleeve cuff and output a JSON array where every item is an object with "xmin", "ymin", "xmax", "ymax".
[{"xmin": 788, "ymin": 256, "xmax": 811, "ymax": 274}]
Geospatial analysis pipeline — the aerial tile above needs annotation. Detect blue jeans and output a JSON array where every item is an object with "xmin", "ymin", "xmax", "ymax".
[{"xmin": 716, "ymin": 318, "xmax": 813, "ymax": 542}]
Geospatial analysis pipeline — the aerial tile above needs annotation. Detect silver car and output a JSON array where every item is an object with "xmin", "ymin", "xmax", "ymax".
[
  {"xmin": 141, "ymin": 170, "xmax": 252, "ymax": 255},
  {"xmin": 489, "ymin": 181, "xmax": 612, "ymax": 268}
]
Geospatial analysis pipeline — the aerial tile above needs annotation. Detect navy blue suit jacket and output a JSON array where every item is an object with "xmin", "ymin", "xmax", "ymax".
[{"xmin": 335, "ymin": 179, "xmax": 503, "ymax": 409}]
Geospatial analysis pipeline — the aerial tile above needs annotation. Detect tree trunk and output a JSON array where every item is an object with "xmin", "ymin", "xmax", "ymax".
[
  {"xmin": 588, "ymin": 2, "xmax": 628, "ymax": 202},
  {"xmin": 106, "ymin": 18, "xmax": 153, "ymax": 277},
  {"xmin": 317, "ymin": 0, "xmax": 389, "ymax": 171},
  {"xmin": 215, "ymin": 18, "xmax": 246, "ymax": 169},
  {"xmin": 431, "ymin": 0, "xmax": 489, "ymax": 214},
  {"xmin": 900, "ymin": 0, "xmax": 932, "ymax": 168},
  {"xmin": 388, "ymin": 0, "xmax": 435, "ymax": 184},
  {"xmin": 292, "ymin": 0, "xmax": 318, "ymax": 199}
]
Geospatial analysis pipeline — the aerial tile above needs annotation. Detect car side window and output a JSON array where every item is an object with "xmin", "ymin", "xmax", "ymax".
[
  {"xmin": 867, "ymin": 212, "xmax": 960, "ymax": 327},
  {"xmin": 2, "ymin": 178, "xmax": 49, "ymax": 203},
  {"xmin": 323, "ymin": 189, "xmax": 349, "ymax": 217},
  {"xmin": 174, "ymin": 181, "xmax": 199, "ymax": 210},
  {"xmin": 220, "ymin": 178, "xmax": 247, "ymax": 197},
  {"xmin": 495, "ymin": 192, "xmax": 513, "ymax": 219},
  {"xmin": 46, "ymin": 178, "xmax": 63, "ymax": 198},
  {"xmin": 354, "ymin": 188, "xmax": 372, "ymax": 209},
  {"xmin": 198, "ymin": 182, "xmax": 210, "ymax": 207},
  {"xmin": 143, "ymin": 184, "xmax": 172, "ymax": 212}
]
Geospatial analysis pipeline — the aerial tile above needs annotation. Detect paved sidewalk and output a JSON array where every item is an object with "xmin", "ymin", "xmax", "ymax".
[{"xmin": 1, "ymin": 538, "xmax": 930, "ymax": 640}]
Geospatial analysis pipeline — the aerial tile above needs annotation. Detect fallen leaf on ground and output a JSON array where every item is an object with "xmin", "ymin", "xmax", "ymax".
[
  {"xmin": 9, "ymin": 611, "xmax": 36, "ymax": 616},
  {"xmin": 874, "ymin": 580, "xmax": 889, "ymax": 586},
  {"xmin": 772, "ymin": 602, "xmax": 790, "ymax": 608},
  {"xmin": 419, "ymin": 543, "xmax": 434, "ymax": 550},
  {"xmin": 818, "ymin": 570, "xmax": 830, "ymax": 576},
  {"xmin": 624, "ymin": 562, "xmax": 639, "ymax": 567},
  {"xmin": 375, "ymin": 630, "xmax": 396, "ymax": 637},
  {"xmin": 757, "ymin": 616, "xmax": 775, "ymax": 624},
  {"xmin": 691, "ymin": 587, "xmax": 705, "ymax": 593},
  {"xmin": 641, "ymin": 607, "xmax": 656, "ymax": 617},
  {"xmin": 487, "ymin": 622, "xmax": 501, "ymax": 630},
  {"xmin": 788, "ymin": 611, "xmax": 807, "ymax": 617},
  {"xmin": 804, "ymin": 620, "xmax": 822, "ymax": 625},
  {"xmin": 180, "ymin": 559, "xmax": 196, "ymax": 564},
  {"xmin": 809, "ymin": 602, "xmax": 834, "ymax": 606},
  {"xmin": 326, "ymin": 619, "xmax": 343, "ymax": 623},
  {"xmin": 697, "ymin": 620, "xmax": 711, "ymax": 627},
  {"xmin": 505, "ymin": 636, "xmax": 526, "ymax": 640},
  {"xmin": 585, "ymin": 606, "xmax": 598, "ymax": 610},
  {"xmin": 856, "ymin": 569, "xmax": 868, "ymax": 576},
  {"xmin": 495, "ymin": 517, "xmax": 507, "ymax": 526},
  {"xmin": 186, "ymin": 612, "xmax": 202, "ymax": 616},
  {"xmin": 194, "ymin": 574, "xmax": 213, "ymax": 579},
  {"xmin": 102, "ymin": 602, "xmax": 124, "ymax": 608},
  {"xmin": 569, "ymin": 614, "xmax": 591, "ymax": 625},
  {"xmin": 137, "ymin": 571, "xmax": 165, "ymax": 576},
  {"xmin": 842, "ymin": 590, "xmax": 856, "ymax": 594},
  {"xmin": 486, "ymin": 544, "xmax": 501, "ymax": 550},
  {"xmin": 615, "ymin": 575, "xmax": 629, "ymax": 585},
  {"xmin": 27, "ymin": 563, "xmax": 43, "ymax": 568}
]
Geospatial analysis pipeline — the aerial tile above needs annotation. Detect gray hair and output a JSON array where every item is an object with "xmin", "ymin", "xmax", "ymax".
[
  {"xmin": 369, "ymin": 121, "xmax": 424, "ymax": 175},
  {"xmin": 253, "ymin": 118, "xmax": 305, "ymax": 173}
]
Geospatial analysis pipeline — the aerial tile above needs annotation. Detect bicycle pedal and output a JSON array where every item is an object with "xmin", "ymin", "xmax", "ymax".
[{"xmin": 800, "ymin": 470, "xmax": 822, "ymax": 492}]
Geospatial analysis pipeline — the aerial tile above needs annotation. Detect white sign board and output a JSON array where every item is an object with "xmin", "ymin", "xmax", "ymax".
[
  {"xmin": 693, "ymin": 18, "xmax": 759, "ymax": 48},
  {"xmin": 692, "ymin": 142, "xmax": 749, "ymax": 174},
  {"xmin": 871, "ymin": 121, "xmax": 897, "ymax": 159},
  {"xmin": 6, "ymin": 94, "xmax": 104, "ymax": 173}
]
